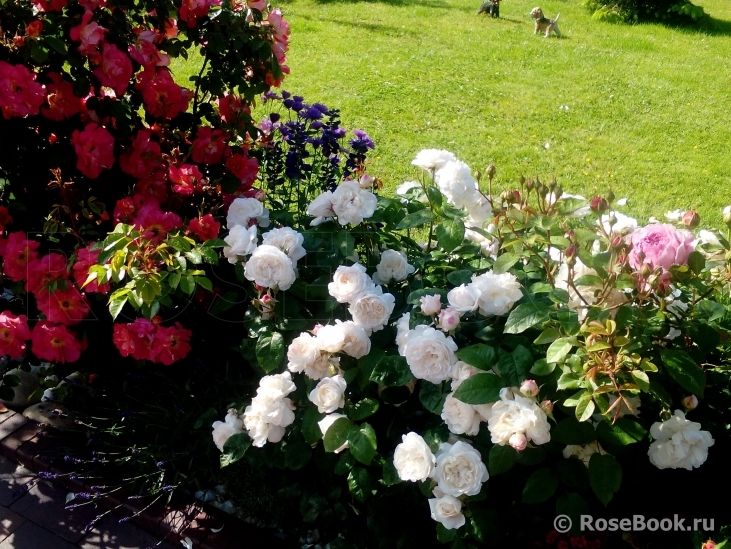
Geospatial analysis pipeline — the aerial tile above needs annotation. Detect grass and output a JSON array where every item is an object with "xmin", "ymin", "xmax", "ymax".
[{"xmin": 172, "ymin": 0, "xmax": 731, "ymax": 226}]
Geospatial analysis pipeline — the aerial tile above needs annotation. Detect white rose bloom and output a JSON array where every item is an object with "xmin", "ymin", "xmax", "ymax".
[
  {"xmin": 309, "ymin": 375, "xmax": 347, "ymax": 413},
  {"xmin": 305, "ymin": 353, "xmax": 338, "ymax": 380},
  {"xmin": 261, "ymin": 227, "xmax": 306, "ymax": 262},
  {"xmin": 337, "ymin": 320, "xmax": 371, "ymax": 359},
  {"xmin": 442, "ymin": 394, "xmax": 482, "ymax": 436},
  {"xmin": 242, "ymin": 408, "xmax": 270, "ymax": 447},
  {"xmin": 372, "ymin": 249, "xmax": 415, "ymax": 285},
  {"xmin": 470, "ymin": 271, "xmax": 523, "ymax": 317},
  {"xmin": 393, "ymin": 432, "xmax": 436, "ymax": 482},
  {"xmin": 328, "ymin": 263, "xmax": 375, "ymax": 304},
  {"xmin": 227, "ymin": 197, "xmax": 267, "ymax": 228},
  {"xmin": 348, "ymin": 287, "xmax": 396, "ymax": 334},
  {"xmin": 306, "ymin": 191, "xmax": 335, "ymax": 219},
  {"xmin": 434, "ymin": 160, "xmax": 478, "ymax": 209},
  {"xmin": 412, "ymin": 149, "xmax": 457, "ymax": 172},
  {"xmin": 315, "ymin": 324, "xmax": 346, "ymax": 354},
  {"xmin": 211, "ymin": 412, "xmax": 244, "ymax": 452},
  {"xmin": 554, "ymin": 258, "xmax": 599, "ymax": 317},
  {"xmin": 287, "ymin": 332, "xmax": 321, "ymax": 373},
  {"xmin": 696, "ymin": 230, "xmax": 721, "ymax": 247},
  {"xmin": 434, "ymin": 441, "xmax": 489, "ymax": 497},
  {"xmin": 223, "ymin": 225, "xmax": 258, "ymax": 263},
  {"xmin": 403, "ymin": 326, "xmax": 458, "ymax": 384},
  {"xmin": 257, "ymin": 371, "xmax": 296, "ymax": 400},
  {"xmin": 248, "ymin": 393, "xmax": 295, "ymax": 427},
  {"xmin": 488, "ymin": 388, "xmax": 551, "ymax": 447},
  {"xmin": 395, "ymin": 181, "xmax": 426, "ymax": 204},
  {"xmin": 330, "ymin": 179, "xmax": 377, "ymax": 226},
  {"xmin": 244, "ymin": 244, "xmax": 297, "ymax": 291},
  {"xmin": 465, "ymin": 195, "xmax": 493, "ymax": 229},
  {"xmin": 396, "ymin": 312, "xmax": 411, "ymax": 355},
  {"xmin": 420, "ymin": 294, "xmax": 443, "ymax": 316},
  {"xmin": 429, "ymin": 488, "xmax": 466, "ymax": 530},
  {"xmin": 563, "ymin": 443, "xmax": 606, "ymax": 467},
  {"xmin": 600, "ymin": 212, "xmax": 638, "ymax": 235},
  {"xmin": 447, "ymin": 284, "xmax": 481, "ymax": 315},
  {"xmin": 648, "ymin": 410, "xmax": 714, "ymax": 470},
  {"xmin": 450, "ymin": 361, "xmax": 481, "ymax": 391},
  {"xmin": 318, "ymin": 413, "xmax": 349, "ymax": 453}
]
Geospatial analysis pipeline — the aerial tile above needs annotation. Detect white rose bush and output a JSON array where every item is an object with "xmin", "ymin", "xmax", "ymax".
[{"xmin": 205, "ymin": 142, "xmax": 731, "ymax": 548}]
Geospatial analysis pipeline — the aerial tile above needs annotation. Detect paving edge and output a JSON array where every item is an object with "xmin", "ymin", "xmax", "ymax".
[{"xmin": 0, "ymin": 410, "xmax": 291, "ymax": 549}]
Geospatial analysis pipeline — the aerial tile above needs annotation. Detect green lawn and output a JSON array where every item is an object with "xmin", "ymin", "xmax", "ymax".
[{"xmin": 175, "ymin": 0, "xmax": 731, "ymax": 225}]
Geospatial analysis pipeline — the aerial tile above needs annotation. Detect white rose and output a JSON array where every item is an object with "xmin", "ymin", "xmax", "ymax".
[
  {"xmin": 470, "ymin": 271, "xmax": 523, "ymax": 316},
  {"xmin": 697, "ymin": 230, "xmax": 721, "ymax": 247},
  {"xmin": 318, "ymin": 413, "xmax": 349, "ymax": 453},
  {"xmin": 434, "ymin": 441, "xmax": 489, "ymax": 497},
  {"xmin": 396, "ymin": 312, "xmax": 411, "ymax": 355},
  {"xmin": 309, "ymin": 375, "xmax": 347, "ymax": 414},
  {"xmin": 393, "ymin": 432, "xmax": 436, "ymax": 482},
  {"xmin": 648, "ymin": 410, "xmax": 714, "ymax": 470},
  {"xmin": 307, "ymin": 191, "xmax": 334, "ymax": 217},
  {"xmin": 330, "ymin": 179, "xmax": 377, "ymax": 226},
  {"xmin": 600, "ymin": 211, "xmax": 638, "ymax": 235},
  {"xmin": 257, "ymin": 371, "xmax": 296, "ymax": 400},
  {"xmin": 372, "ymin": 249, "xmax": 415, "ymax": 285},
  {"xmin": 227, "ymin": 197, "xmax": 267, "ymax": 228},
  {"xmin": 429, "ymin": 488, "xmax": 465, "ymax": 530},
  {"xmin": 441, "ymin": 394, "xmax": 481, "ymax": 436},
  {"xmin": 328, "ymin": 263, "xmax": 375, "ymax": 304},
  {"xmin": 450, "ymin": 361, "xmax": 481, "ymax": 391},
  {"xmin": 211, "ymin": 412, "xmax": 244, "ymax": 452},
  {"xmin": 337, "ymin": 320, "xmax": 371, "ymax": 359},
  {"xmin": 403, "ymin": 326, "xmax": 457, "ymax": 384},
  {"xmin": 348, "ymin": 287, "xmax": 395, "ymax": 334},
  {"xmin": 261, "ymin": 227, "xmax": 306, "ymax": 262},
  {"xmin": 563, "ymin": 442, "xmax": 606, "ymax": 467},
  {"xmin": 420, "ymin": 294, "xmax": 442, "ymax": 316},
  {"xmin": 488, "ymin": 388, "xmax": 551, "ymax": 447},
  {"xmin": 223, "ymin": 225, "xmax": 258, "ymax": 263},
  {"xmin": 242, "ymin": 407, "xmax": 270, "ymax": 447},
  {"xmin": 244, "ymin": 244, "xmax": 297, "ymax": 291},
  {"xmin": 465, "ymin": 194, "xmax": 493, "ymax": 229},
  {"xmin": 249, "ymin": 393, "xmax": 295, "ymax": 427},
  {"xmin": 287, "ymin": 332, "xmax": 320, "ymax": 373},
  {"xmin": 554, "ymin": 258, "xmax": 599, "ymax": 316},
  {"xmin": 438, "ymin": 308, "xmax": 461, "ymax": 332},
  {"xmin": 411, "ymin": 149, "xmax": 457, "ymax": 171},
  {"xmin": 434, "ymin": 160, "xmax": 478, "ymax": 209},
  {"xmin": 315, "ymin": 324, "xmax": 346, "ymax": 354},
  {"xmin": 447, "ymin": 284, "xmax": 481, "ymax": 314}
]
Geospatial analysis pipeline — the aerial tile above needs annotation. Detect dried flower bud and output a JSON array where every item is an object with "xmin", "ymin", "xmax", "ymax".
[
  {"xmin": 553, "ymin": 187, "xmax": 563, "ymax": 200},
  {"xmin": 635, "ymin": 250, "xmax": 646, "ymax": 263},
  {"xmin": 487, "ymin": 164, "xmax": 496, "ymax": 180},
  {"xmin": 682, "ymin": 210, "xmax": 700, "ymax": 229},
  {"xmin": 474, "ymin": 170, "xmax": 482, "ymax": 183},
  {"xmin": 519, "ymin": 174, "xmax": 526, "ymax": 185},
  {"xmin": 640, "ymin": 264, "xmax": 653, "ymax": 278},
  {"xmin": 682, "ymin": 395, "xmax": 698, "ymax": 410},
  {"xmin": 548, "ymin": 177, "xmax": 557, "ymax": 191},
  {"xmin": 564, "ymin": 230, "xmax": 575, "ymax": 241},
  {"xmin": 590, "ymin": 196, "xmax": 609, "ymax": 214},
  {"xmin": 525, "ymin": 178, "xmax": 533, "ymax": 191}
]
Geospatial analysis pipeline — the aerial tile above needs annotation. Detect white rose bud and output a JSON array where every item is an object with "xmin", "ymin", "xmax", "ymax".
[
  {"xmin": 520, "ymin": 379, "xmax": 539, "ymax": 398},
  {"xmin": 420, "ymin": 294, "xmax": 442, "ymax": 316},
  {"xmin": 682, "ymin": 395, "xmax": 698, "ymax": 410},
  {"xmin": 540, "ymin": 400, "xmax": 554, "ymax": 415},
  {"xmin": 393, "ymin": 432, "xmax": 436, "ymax": 482},
  {"xmin": 309, "ymin": 375, "xmax": 347, "ymax": 413},
  {"xmin": 509, "ymin": 432, "xmax": 528, "ymax": 451},
  {"xmin": 438, "ymin": 308, "xmax": 461, "ymax": 332},
  {"xmin": 428, "ymin": 489, "xmax": 465, "ymax": 530}
]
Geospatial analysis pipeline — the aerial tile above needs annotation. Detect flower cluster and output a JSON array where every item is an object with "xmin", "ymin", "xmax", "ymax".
[
  {"xmin": 307, "ymin": 178, "xmax": 377, "ymax": 226},
  {"xmin": 112, "ymin": 318, "xmax": 192, "ymax": 366},
  {"xmin": 243, "ymin": 371, "xmax": 297, "ymax": 447}
]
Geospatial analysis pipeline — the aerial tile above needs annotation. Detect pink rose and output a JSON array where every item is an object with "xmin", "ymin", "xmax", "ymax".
[
  {"xmin": 628, "ymin": 224, "xmax": 695, "ymax": 273},
  {"xmin": 438, "ymin": 308, "xmax": 461, "ymax": 332},
  {"xmin": 92, "ymin": 44, "xmax": 133, "ymax": 95},
  {"xmin": 71, "ymin": 123, "xmax": 115, "ymax": 179},
  {"xmin": 0, "ymin": 62, "xmax": 46, "ymax": 119}
]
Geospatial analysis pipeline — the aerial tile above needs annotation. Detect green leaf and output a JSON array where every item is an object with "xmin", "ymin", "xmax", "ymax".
[
  {"xmin": 631, "ymin": 370, "xmax": 650, "ymax": 391},
  {"xmin": 496, "ymin": 345, "xmax": 532, "ymax": 386},
  {"xmin": 530, "ymin": 359, "xmax": 555, "ymax": 376},
  {"xmin": 108, "ymin": 296, "xmax": 127, "ymax": 321},
  {"xmin": 447, "ymin": 269, "xmax": 473, "ymax": 286},
  {"xmin": 556, "ymin": 458, "xmax": 590, "ymax": 491},
  {"xmin": 575, "ymin": 393, "xmax": 596, "ymax": 422},
  {"xmin": 492, "ymin": 253, "xmax": 521, "ymax": 274},
  {"xmin": 220, "ymin": 433, "xmax": 251, "ymax": 468},
  {"xmin": 556, "ymin": 492, "xmax": 590, "ymax": 535},
  {"xmin": 179, "ymin": 275, "xmax": 194, "ymax": 295},
  {"xmin": 369, "ymin": 356, "xmax": 412, "ymax": 386},
  {"xmin": 455, "ymin": 344, "xmax": 497, "ymax": 370},
  {"xmin": 335, "ymin": 230, "xmax": 355, "ymax": 259},
  {"xmin": 436, "ymin": 523, "xmax": 457, "ymax": 543},
  {"xmin": 468, "ymin": 508, "xmax": 501, "ymax": 544},
  {"xmin": 382, "ymin": 459, "xmax": 401, "ymax": 486},
  {"xmin": 435, "ymin": 219, "xmax": 465, "ymax": 253},
  {"xmin": 503, "ymin": 302, "xmax": 550, "ymax": 334},
  {"xmin": 348, "ymin": 423, "xmax": 377, "ymax": 465},
  {"xmin": 453, "ymin": 373, "xmax": 507, "ymax": 405},
  {"xmin": 283, "ymin": 441, "xmax": 312, "ymax": 470},
  {"xmin": 302, "ymin": 407, "xmax": 325, "ymax": 444},
  {"xmin": 522, "ymin": 468, "xmax": 558, "ymax": 504},
  {"xmin": 596, "ymin": 418, "xmax": 646, "ymax": 447},
  {"xmin": 660, "ymin": 349, "xmax": 705, "ymax": 397},
  {"xmin": 588, "ymin": 454, "xmax": 622, "ymax": 506},
  {"xmin": 348, "ymin": 398, "xmax": 379, "ymax": 421},
  {"xmin": 395, "ymin": 208, "xmax": 435, "ymax": 230},
  {"xmin": 196, "ymin": 276, "xmax": 213, "ymax": 291},
  {"xmin": 255, "ymin": 330, "xmax": 285, "ymax": 373},
  {"xmin": 44, "ymin": 35, "xmax": 68, "ymax": 54},
  {"xmin": 419, "ymin": 381, "xmax": 446, "ymax": 414},
  {"xmin": 546, "ymin": 338, "xmax": 572, "ymax": 363},
  {"xmin": 488, "ymin": 444, "xmax": 518, "ymax": 475},
  {"xmin": 687, "ymin": 250, "xmax": 705, "ymax": 275},
  {"xmin": 193, "ymin": 408, "xmax": 218, "ymax": 430},
  {"xmin": 573, "ymin": 275, "xmax": 604, "ymax": 287},
  {"xmin": 551, "ymin": 418, "xmax": 596, "ymax": 445},
  {"xmin": 534, "ymin": 328, "xmax": 560, "ymax": 345},
  {"xmin": 347, "ymin": 466, "xmax": 373, "ymax": 502},
  {"xmin": 323, "ymin": 417, "xmax": 352, "ymax": 453},
  {"xmin": 185, "ymin": 249, "xmax": 203, "ymax": 264}
]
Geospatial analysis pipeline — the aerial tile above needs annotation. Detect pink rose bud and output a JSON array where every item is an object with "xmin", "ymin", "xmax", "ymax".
[
  {"xmin": 564, "ymin": 244, "xmax": 576, "ymax": 258},
  {"xmin": 311, "ymin": 323, "xmax": 324, "ymax": 336},
  {"xmin": 702, "ymin": 541, "xmax": 717, "ymax": 549},
  {"xmin": 540, "ymin": 400, "xmax": 553, "ymax": 415},
  {"xmin": 26, "ymin": 20, "xmax": 43, "ymax": 38},
  {"xmin": 564, "ymin": 230, "xmax": 575, "ymax": 240},
  {"xmin": 682, "ymin": 210, "xmax": 700, "ymax": 229},
  {"xmin": 438, "ymin": 308, "xmax": 461, "ymax": 332},
  {"xmin": 590, "ymin": 196, "xmax": 609, "ymax": 214},
  {"xmin": 520, "ymin": 379, "xmax": 539, "ymax": 398},
  {"xmin": 261, "ymin": 294, "xmax": 273, "ymax": 305},
  {"xmin": 682, "ymin": 395, "xmax": 698, "ymax": 410},
  {"xmin": 611, "ymin": 235, "xmax": 623, "ymax": 249},
  {"xmin": 420, "ymin": 294, "xmax": 442, "ymax": 316},
  {"xmin": 254, "ymin": 190, "xmax": 266, "ymax": 201},
  {"xmin": 359, "ymin": 174, "xmax": 375, "ymax": 188},
  {"xmin": 509, "ymin": 432, "xmax": 527, "ymax": 451}
]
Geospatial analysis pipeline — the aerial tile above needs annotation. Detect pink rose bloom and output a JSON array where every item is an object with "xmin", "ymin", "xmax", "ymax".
[
  {"xmin": 136, "ymin": 67, "xmax": 191, "ymax": 119},
  {"xmin": 133, "ymin": 203, "xmax": 182, "ymax": 242},
  {"xmin": 119, "ymin": 129, "xmax": 162, "ymax": 178},
  {"xmin": 128, "ymin": 30, "xmax": 170, "ymax": 68},
  {"xmin": 43, "ymin": 73, "xmax": 82, "ymax": 121},
  {"xmin": 70, "ymin": 13, "xmax": 106, "ymax": 61},
  {"xmin": 628, "ymin": 223, "xmax": 695, "ymax": 273},
  {"xmin": 188, "ymin": 214, "xmax": 220, "ymax": 241},
  {"xmin": 0, "ymin": 232, "xmax": 40, "ymax": 282},
  {"xmin": 192, "ymin": 127, "xmax": 229, "ymax": 165},
  {"xmin": 71, "ymin": 123, "xmax": 115, "ymax": 179},
  {"xmin": 168, "ymin": 164, "xmax": 204, "ymax": 195},
  {"xmin": 92, "ymin": 44, "xmax": 133, "ymax": 95},
  {"xmin": 149, "ymin": 323, "xmax": 192, "ymax": 365},
  {"xmin": 134, "ymin": 170, "xmax": 169, "ymax": 203},
  {"xmin": 216, "ymin": 93, "xmax": 249, "ymax": 126},
  {"xmin": 25, "ymin": 253, "xmax": 69, "ymax": 294},
  {"xmin": 248, "ymin": 0, "xmax": 267, "ymax": 10},
  {"xmin": 31, "ymin": 321, "xmax": 83, "ymax": 363},
  {"xmin": 179, "ymin": 0, "xmax": 221, "ymax": 28},
  {"xmin": 36, "ymin": 287, "xmax": 91, "ymax": 326},
  {"xmin": 73, "ymin": 244, "xmax": 110, "ymax": 294},
  {"xmin": 32, "ymin": 0, "xmax": 67, "ymax": 12},
  {"xmin": 0, "ymin": 61, "xmax": 46, "ymax": 119},
  {"xmin": 225, "ymin": 153, "xmax": 259, "ymax": 189},
  {"xmin": 0, "ymin": 311, "xmax": 32, "ymax": 359},
  {"xmin": 113, "ymin": 318, "xmax": 156, "ymax": 360},
  {"xmin": 78, "ymin": 0, "xmax": 108, "ymax": 10}
]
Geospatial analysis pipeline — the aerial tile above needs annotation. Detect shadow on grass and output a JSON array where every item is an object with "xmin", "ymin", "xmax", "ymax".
[
  {"xmin": 308, "ymin": 0, "xmax": 449, "ymax": 8},
  {"xmin": 640, "ymin": 15, "xmax": 731, "ymax": 37},
  {"xmin": 296, "ymin": 12, "xmax": 423, "ymax": 35}
]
